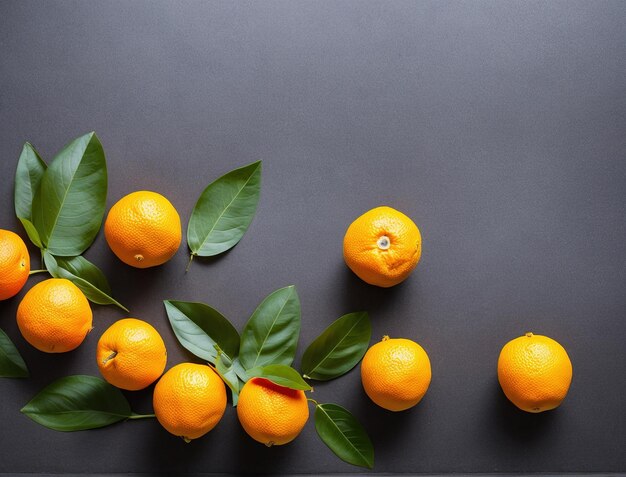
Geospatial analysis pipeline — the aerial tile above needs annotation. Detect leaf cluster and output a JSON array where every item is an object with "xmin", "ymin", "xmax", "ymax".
[
  {"xmin": 14, "ymin": 133, "xmax": 127, "ymax": 310},
  {"xmin": 164, "ymin": 288, "xmax": 374, "ymax": 468}
]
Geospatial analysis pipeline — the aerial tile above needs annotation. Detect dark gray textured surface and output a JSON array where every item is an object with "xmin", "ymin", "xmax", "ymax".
[{"xmin": 1, "ymin": 0, "xmax": 625, "ymax": 474}]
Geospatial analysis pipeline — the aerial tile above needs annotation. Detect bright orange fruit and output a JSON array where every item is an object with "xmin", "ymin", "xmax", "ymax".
[
  {"xmin": 96, "ymin": 318, "xmax": 167, "ymax": 391},
  {"xmin": 104, "ymin": 191, "xmax": 181, "ymax": 268},
  {"xmin": 498, "ymin": 332, "xmax": 573, "ymax": 413},
  {"xmin": 16, "ymin": 278, "xmax": 92, "ymax": 353},
  {"xmin": 237, "ymin": 378, "xmax": 309, "ymax": 446},
  {"xmin": 153, "ymin": 363, "xmax": 227, "ymax": 442},
  {"xmin": 343, "ymin": 206, "xmax": 421, "ymax": 287},
  {"xmin": 0, "ymin": 229, "xmax": 30, "ymax": 301},
  {"xmin": 361, "ymin": 336, "xmax": 431, "ymax": 411}
]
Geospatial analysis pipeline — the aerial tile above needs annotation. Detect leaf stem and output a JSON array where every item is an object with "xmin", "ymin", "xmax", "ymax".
[
  {"xmin": 185, "ymin": 253, "xmax": 194, "ymax": 273},
  {"xmin": 29, "ymin": 269, "xmax": 47, "ymax": 275},
  {"xmin": 307, "ymin": 398, "xmax": 319, "ymax": 406},
  {"xmin": 128, "ymin": 413, "xmax": 156, "ymax": 420}
]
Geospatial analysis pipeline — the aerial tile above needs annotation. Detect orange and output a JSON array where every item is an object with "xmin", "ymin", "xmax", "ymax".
[
  {"xmin": 343, "ymin": 206, "xmax": 421, "ymax": 287},
  {"xmin": 153, "ymin": 363, "xmax": 227, "ymax": 442},
  {"xmin": 498, "ymin": 332, "xmax": 573, "ymax": 413},
  {"xmin": 16, "ymin": 278, "xmax": 92, "ymax": 353},
  {"xmin": 104, "ymin": 191, "xmax": 181, "ymax": 268},
  {"xmin": 0, "ymin": 229, "xmax": 30, "ymax": 300},
  {"xmin": 237, "ymin": 378, "xmax": 309, "ymax": 446},
  {"xmin": 361, "ymin": 336, "xmax": 431, "ymax": 411},
  {"xmin": 96, "ymin": 318, "xmax": 167, "ymax": 391}
]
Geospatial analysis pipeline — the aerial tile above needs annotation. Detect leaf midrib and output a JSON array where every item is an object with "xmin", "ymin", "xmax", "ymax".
[
  {"xmin": 43, "ymin": 136, "xmax": 91, "ymax": 247},
  {"xmin": 23, "ymin": 409, "xmax": 130, "ymax": 418},
  {"xmin": 249, "ymin": 288, "xmax": 293, "ymax": 368},
  {"xmin": 318, "ymin": 405, "xmax": 371, "ymax": 468},
  {"xmin": 306, "ymin": 314, "xmax": 364, "ymax": 377},
  {"xmin": 193, "ymin": 163, "xmax": 259, "ymax": 253}
]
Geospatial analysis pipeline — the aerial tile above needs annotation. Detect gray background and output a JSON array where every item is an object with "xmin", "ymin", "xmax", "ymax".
[{"xmin": 0, "ymin": 0, "xmax": 625, "ymax": 474}]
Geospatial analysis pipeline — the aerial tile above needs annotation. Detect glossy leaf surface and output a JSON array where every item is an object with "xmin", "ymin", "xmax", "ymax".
[
  {"xmin": 187, "ymin": 161, "xmax": 261, "ymax": 257},
  {"xmin": 239, "ymin": 286, "xmax": 300, "ymax": 370},
  {"xmin": 32, "ymin": 132, "xmax": 107, "ymax": 256},
  {"xmin": 301, "ymin": 312, "xmax": 371, "ymax": 381}
]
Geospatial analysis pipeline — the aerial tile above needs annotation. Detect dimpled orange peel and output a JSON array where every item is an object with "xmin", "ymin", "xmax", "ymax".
[
  {"xmin": 361, "ymin": 336, "xmax": 431, "ymax": 411},
  {"xmin": 153, "ymin": 363, "xmax": 227, "ymax": 442},
  {"xmin": 498, "ymin": 332, "xmax": 573, "ymax": 413},
  {"xmin": 237, "ymin": 377, "xmax": 309, "ymax": 446},
  {"xmin": 104, "ymin": 191, "xmax": 182, "ymax": 268},
  {"xmin": 96, "ymin": 318, "xmax": 167, "ymax": 391},
  {"xmin": 343, "ymin": 206, "xmax": 421, "ymax": 287},
  {"xmin": 16, "ymin": 278, "xmax": 92, "ymax": 353},
  {"xmin": 0, "ymin": 229, "xmax": 30, "ymax": 300}
]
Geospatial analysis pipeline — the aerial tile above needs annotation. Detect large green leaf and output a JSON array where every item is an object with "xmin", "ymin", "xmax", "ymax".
[
  {"xmin": 315, "ymin": 403, "xmax": 374, "ymax": 469},
  {"xmin": 32, "ymin": 132, "xmax": 107, "ymax": 256},
  {"xmin": 164, "ymin": 300, "xmax": 240, "ymax": 363},
  {"xmin": 14, "ymin": 142, "xmax": 46, "ymax": 221},
  {"xmin": 246, "ymin": 364, "xmax": 312, "ymax": 391},
  {"xmin": 21, "ymin": 375, "xmax": 132, "ymax": 431},
  {"xmin": 187, "ymin": 161, "xmax": 261, "ymax": 258},
  {"xmin": 44, "ymin": 252, "xmax": 128, "ymax": 312},
  {"xmin": 301, "ymin": 312, "xmax": 371, "ymax": 381},
  {"xmin": 239, "ymin": 286, "xmax": 301, "ymax": 370},
  {"xmin": 0, "ymin": 328, "xmax": 29, "ymax": 378},
  {"xmin": 14, "ymin": 143, "xmax": 47, "ymax": 247}
]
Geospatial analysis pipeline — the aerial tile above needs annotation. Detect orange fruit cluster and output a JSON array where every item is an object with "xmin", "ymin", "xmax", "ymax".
[{"xmin": 2, "ymin": 189, "xmax": 574, "ymax": 455}]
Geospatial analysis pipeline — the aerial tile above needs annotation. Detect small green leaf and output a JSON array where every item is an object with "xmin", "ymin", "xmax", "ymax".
[
  {"xmin": 0, "ymin": 328, "xmax": 29, "ymax": 378},
  {"xmin": 301, "ymin": 312, "xmax": 371, "ymax": 381},
  {"xmin": 21, "ymin": 375, "xmax": 133, "ymax": 431},
  {"xmin": 44, "ymin": 252, "xmax": 128, "ymax": 311},
  {"xmin": 32, "ymin": 132, "xmax": 107, "ymax": 256},
  {"xmin": 239, "ymin": 286, "xmax": 301, "ymax": 370},
  {"xmin": 232, "ymin": 357, "xmax": 250, "ymax": 383},
  {"xmin": 246, "ymin": 364, "xmax": 312, "ymax": 391},
  {"xmin": 213, "ymin": 347, "xmax": 240, "ymax": 405},
  {"xmin": 315, "ymin": 403, "xmax": 374, "ymax": 469},
  {"xmin": 14, "ymin": 142, "xmax": 46, "ymax": 223},
  {"xmin": 164, "ymin": 300, "xmax": 240, "ymax": 363},
  {"xmin": 17, "ymin": 218, "xmax": 43, "ymax": 249},
  {"xmin": 187, "ymin": 161, "xmax": 262, "ymax": 258}
]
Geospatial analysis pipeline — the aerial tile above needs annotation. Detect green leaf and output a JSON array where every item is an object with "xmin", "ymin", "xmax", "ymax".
[
  {"xmin": 44, "ymin": 252, "xmax": 128, "ymax": 312},
  {"xmin": 164, "ymin": 300, "xmax": 240, "ymax": 363},
  {"xmin": 21, "ymin": 375, "xmax": 133, "ymax": 431},
  {"xmin": 14, "ymin": 142, "xmax": 46, "ymax": 222},
  {"xmin": 232, "ymin": 357, "xmax": 250, "ymax": 383},
  {"xmin": 315, "ymin": 403, "xmax": 374, "ymax": 469},
  {"xmin": 32, "ymin": 132, "xmax": 107, "ymax": 256},
  {"xmin": 301, "ymin": 312, "xmax": 371, "ymax": 381},
  {"xmin": 187, "ymin": 161, "xmax": 262, "ymax": 258},
  {"xmin": 213, "ymin": 347, "xmax": 240, "ymax": 404},
  {"xmin": 239, "ymin": 286, "xmax": 301, "ymax": 370},
  {"xmin": 246, "ymin": 364, "xmax": 312, "ymax": 391},
  {"xmin": 18, "ymin": 218, "xmax": 43, "ymax": 249},
  {"xmin": 0, "ymin": 328, "xmax": 29, "ymax": 378}
]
